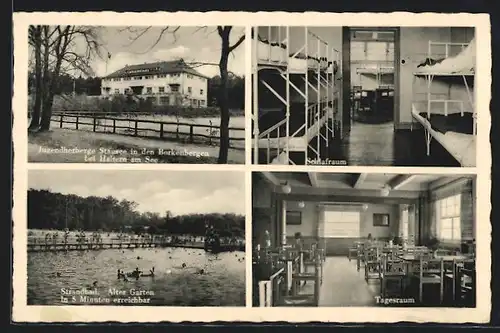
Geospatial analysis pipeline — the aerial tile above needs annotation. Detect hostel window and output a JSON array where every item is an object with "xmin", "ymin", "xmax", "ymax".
[
  {"xmin": 437, "ymin": 194, "xmax": 461, "ymax": 242},
  {"xmin": 321, "ymin": 210, "xmax": 360, "ymax": 238},
  {"xmin": 158, "ymin": 87, "xmax": 165, "ymax": 93},
  {"xmin": 366, "ymin": 42, "xmax": 388, "ymax": 61}
]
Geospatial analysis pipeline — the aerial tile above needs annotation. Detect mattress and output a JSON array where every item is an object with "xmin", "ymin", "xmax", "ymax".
[
  {"xmin": 256, "ymin": 39, "xmax": 335, "ymax": 73},
  {"xmin": 415, "ymin": 38, "xmax": 476, "ymax": 75},
  {"xmin": 411, "ymin": 105, "xmax": 476, "ymax": 167},
  {"xmin": 418, "ymin": 112, "xmax": 474, "ymax": 135}
]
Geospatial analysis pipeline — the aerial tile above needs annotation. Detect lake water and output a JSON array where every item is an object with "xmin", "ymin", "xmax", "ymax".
[{"xmin": 27, "ymin": 246, "xmax": 245, "ymax": 306}]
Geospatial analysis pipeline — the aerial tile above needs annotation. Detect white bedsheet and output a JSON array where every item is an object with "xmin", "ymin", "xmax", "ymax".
[
  {"xmin": 415, "ymin": 38, "xmax": 476, "ymax": 75},
  {"xmin": 256, "ymin": 39, "xmax": 331, "ymax": 72},
  {"xmin": 411, "ymin": 106, "xmax": 475, "ymax": 167},
  {"xmin": 257, "ymin": 40, "xmax": 287, "ymax": 64}
]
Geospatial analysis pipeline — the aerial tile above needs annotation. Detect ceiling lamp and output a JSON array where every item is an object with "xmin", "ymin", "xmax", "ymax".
[
  {"xmin": 298, "ymin": 201, "xmax": 305, "ymax": 209},
  {"xmin": 281, "ymin": 182, "xmax": 292, "ymax": 194},
  {"xmin": 380, "ymin": 184, "xmax": 391, "ymax": 197}
]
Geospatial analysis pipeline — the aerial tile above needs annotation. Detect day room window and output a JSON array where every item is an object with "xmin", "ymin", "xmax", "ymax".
[
  {"xmin": 321, "ymin": 210, "xmax": 360, "ymax": 238},
  {"xmin": 437, "ymin": 194, "xmax": 461, "ymax": 242}
]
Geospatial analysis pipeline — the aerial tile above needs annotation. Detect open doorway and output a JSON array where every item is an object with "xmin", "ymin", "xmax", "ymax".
[{"xmin": 348, "ymin": 28, "xmax": 398, "ymax": 127}]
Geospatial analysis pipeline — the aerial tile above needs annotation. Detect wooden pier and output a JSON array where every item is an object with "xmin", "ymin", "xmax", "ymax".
[{"xmin": 28, "ymin": 239, "xmax": 243, "ymax": 253}]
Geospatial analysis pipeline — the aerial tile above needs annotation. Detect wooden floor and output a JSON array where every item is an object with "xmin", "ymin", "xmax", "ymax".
[
  {"xmin": 256, "ymin": 117, "xmax": 462, "ymax": 166},
  {"xmin": 321, "ymin": 120, "xmax": 460, "ymax": 166},
  {"xmin": 316, "ymin": 257, "xmax": 379, "ymax": 306}
]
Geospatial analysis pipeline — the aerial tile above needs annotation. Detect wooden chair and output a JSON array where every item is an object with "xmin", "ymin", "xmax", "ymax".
[
  {"xmin": 303, "ymin": 246, "xmax": 323, "ymax": 285},
  {"xmin": 282, "ymin": 252, "xmax": 321, "ymax": 306},
  {"xmin": 258, "ymin": 267, "xmax": 286, "ymax": 307},
  {"xmin": 410, "ymin": 258, "xmax": 444, "ymax": 304},
  {"xmin": 380, "ymin": 253, "xmax": 407, "ymax": 298},
  {"xmin": 357, "ymin": 243, "xmax": 367, "ymax": 272},
  {"xmin": 348, "ymin": 243, "xmax": 359, "ymax": 262},
  {"xmin": 457, "ymin": 262, "xmax": 476, "ymax": 307},
  {"xmin": 364, "ymin": 248, "xmax": 382, "ymax": 283}
]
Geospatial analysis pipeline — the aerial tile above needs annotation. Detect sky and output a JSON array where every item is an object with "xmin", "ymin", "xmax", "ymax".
[
  {"xmin": 28, "ymin": 170, "xmax": 245, "ymax": 216},
  {"xmin": 74, "ymin": 26, "xmax": 246, "ymax": 78}
]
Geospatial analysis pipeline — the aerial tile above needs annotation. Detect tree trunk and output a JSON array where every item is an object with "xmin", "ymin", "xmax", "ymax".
[
  {"xmin": 217, "ymin": 30, "xmax": 231, "ymax": 164},
  {"xmin": 29, "ymin": 26, "xmax": 42, "ymax": 130},
  {"xmin": 40, "ymin": 26, "xmax": 68, "ymax": 132},
  {"xmin": 39, "ymin": 27, "xmax": 51, "ymax": 132}
]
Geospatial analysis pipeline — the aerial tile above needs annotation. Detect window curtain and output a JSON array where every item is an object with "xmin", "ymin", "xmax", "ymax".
[
  {"xmin": 408, "ymin": 204, "xmax": 416, "ymax": 246},
  {"xmin": 460, "ymin": 179, "xmax": 474, "ymax": 241},
  {"xmin": 429, "ymin": 200, "xmax": 438, "ymax": 239},
  {"xmin": 397, "ymin": 205, "xmax": 404, "ymax": 238}
]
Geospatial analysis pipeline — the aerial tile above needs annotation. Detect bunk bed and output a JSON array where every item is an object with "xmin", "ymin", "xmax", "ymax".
[
  {"xmin": 356, "ymin": 63, "xmax": 395, "ymax": 87},
  {"xmin": 411, "ymin": 38, "xmax": 476, "ymax": 167},
  {"xmin": 252, "ymin": 27, "xmax": 340, "ymax": 165}
]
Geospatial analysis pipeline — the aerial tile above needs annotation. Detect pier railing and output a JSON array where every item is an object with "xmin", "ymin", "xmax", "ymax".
[{"xmin": 28, "ymin": 235, "xmax": 245, "ymax": 252}]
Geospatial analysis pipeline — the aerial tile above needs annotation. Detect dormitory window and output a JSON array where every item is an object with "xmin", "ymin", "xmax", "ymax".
[
  {"xmin": 146, "ymin": 87, "xmax": 153, "ymax": 94},
  {"xmin": 188, "ymin": 87, "xmax": 192, "ymax": 94},
  {"xmin": 171, "ymin": 85, "xmax": 179, "ymax": 92},
  {"xmin": 321, "ymin": 210, "xmax": 360, "ymax": 238},
  {"xmin": 437, "ymin": 194, "xmax": 461, "ymax": 242},
  {"xmin": 200, "ymin": 89, "xmax": 204, "ymax": 95},
  {"xmin": 145, "ymin": 75, "xmax": 154, "ymax": 79},
  {"xmin": 158, "ymin": 74, "xmax": 167, "ymax": 78},
  {"xmin": 114, "ymin": 89, "xmax": 120, "ymax": 94},
  {"xmin": 158, "ymin": 87, "xmax": 165, "ymax": 93}
]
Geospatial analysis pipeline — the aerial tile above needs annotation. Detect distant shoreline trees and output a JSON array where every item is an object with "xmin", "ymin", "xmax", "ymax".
[{"xmin": 28, "ymin": 188, "xmax": 245, "ymax": 238}]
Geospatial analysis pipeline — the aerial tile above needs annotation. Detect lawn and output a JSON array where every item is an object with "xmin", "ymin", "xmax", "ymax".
[{"xmin": 28, "ymin": 128, "xmax": 245, "ymax": 164}]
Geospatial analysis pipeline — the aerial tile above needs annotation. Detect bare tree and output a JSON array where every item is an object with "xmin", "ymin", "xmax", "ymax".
[
  {"xmin": 123, "ymin": 26, "xmax": 245, "ymax": 164},
  {"xmin": 28, "ymin": 25, "xmax": 102, "ymax": 132},
  {"xmin": 28, "ymin": 25, "xmax": 42, "ymax": 130}
]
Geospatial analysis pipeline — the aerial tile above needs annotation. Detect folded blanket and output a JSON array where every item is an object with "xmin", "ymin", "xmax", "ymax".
[{"xmin": 417, "ymin": 57, "xmax": 445, "ymax": 68}]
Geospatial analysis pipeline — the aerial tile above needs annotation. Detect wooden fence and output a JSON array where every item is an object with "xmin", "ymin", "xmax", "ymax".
[{"xmin": 50, "ymin": 112, "xmax": 245, "ymax": 149}]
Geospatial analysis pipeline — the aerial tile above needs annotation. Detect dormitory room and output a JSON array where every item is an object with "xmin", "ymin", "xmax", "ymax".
[
  {"xmin": 251, "ymin": 26, "xmax": 476, "ymax": 167},
  {"xmin": 252, "ymin": 172, "xmax": 476, "ymax": 307}
]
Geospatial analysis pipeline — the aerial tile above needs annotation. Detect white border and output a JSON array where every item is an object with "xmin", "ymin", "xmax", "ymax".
[{"xmin": 12, "ymin": 11, "xmax": 491, "ymax": 323}]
